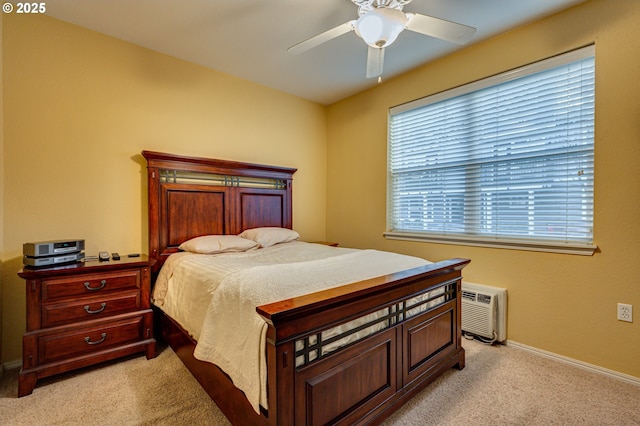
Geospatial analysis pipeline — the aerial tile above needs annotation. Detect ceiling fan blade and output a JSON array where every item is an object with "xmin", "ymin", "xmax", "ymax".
[
  {"xmin": 405, "ymin": 13, "xmax": 476, "ymax": 45},
  {"xmin": 288, "ymin": 21, "xmax": 355, "ymax": 55},
  {"xmin": 366, "ymin": 46, "xmax": 385, "ymax": 79}
]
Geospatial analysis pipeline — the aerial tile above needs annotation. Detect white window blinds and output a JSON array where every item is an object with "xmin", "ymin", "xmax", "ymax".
[{"xmin": 387, "ymin": 46, "xmax": 595, "ymax": 254}]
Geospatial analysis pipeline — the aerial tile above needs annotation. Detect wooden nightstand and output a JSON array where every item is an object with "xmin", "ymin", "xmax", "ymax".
[{"xmin": 17, "ymin": 255, "xmax": 156, "ymax": 396}]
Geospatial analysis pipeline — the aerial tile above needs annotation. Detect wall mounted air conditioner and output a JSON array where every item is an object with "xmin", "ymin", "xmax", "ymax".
[{"xmin": 461, "ymin": 282, "xmax": 507, "ymax": 342}]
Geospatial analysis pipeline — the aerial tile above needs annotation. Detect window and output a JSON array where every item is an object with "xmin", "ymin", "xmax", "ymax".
[{"xmin": 386, "ymin": 46, "xmax": 596, "ymax": 255}]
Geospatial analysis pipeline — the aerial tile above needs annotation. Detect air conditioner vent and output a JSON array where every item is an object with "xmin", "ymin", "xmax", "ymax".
[
  {"xmin": 461, "ymin": 282, "xmax": 507, "ymax": 342},
  {"xmin": 462, "ymin": 290, "xmax": 476, "ymax": 301}
]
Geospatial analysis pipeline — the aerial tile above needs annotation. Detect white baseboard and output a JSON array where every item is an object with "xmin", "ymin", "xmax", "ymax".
[
  {"xmin": 507, "ymin": 340, "xmax": 640, "ymax": 387},
  {"xmin": 3, "ymin": 359, "xmax": 22, "ymax": 370}
]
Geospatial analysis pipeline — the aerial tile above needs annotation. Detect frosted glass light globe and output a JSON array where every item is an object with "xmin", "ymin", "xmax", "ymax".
[{"xmin": 355, "ymin": 8, "xmax": 408, "ymax": 48}]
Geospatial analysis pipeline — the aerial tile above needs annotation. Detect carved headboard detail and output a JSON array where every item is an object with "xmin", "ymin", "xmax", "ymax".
[{"xmin": 142, "ymin": 150, "xmax": 296, "ymax": 272}]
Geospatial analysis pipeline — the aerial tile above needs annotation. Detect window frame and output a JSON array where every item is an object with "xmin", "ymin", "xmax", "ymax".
[{"xmin": 385, "ymin": 45, "xmax": 597, "ymax": 256}]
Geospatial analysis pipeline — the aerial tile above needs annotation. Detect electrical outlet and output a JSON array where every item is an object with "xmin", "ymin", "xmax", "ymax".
[{"xmin": 617, "ymin": 303, "xmax": 633, "ymax": 322}]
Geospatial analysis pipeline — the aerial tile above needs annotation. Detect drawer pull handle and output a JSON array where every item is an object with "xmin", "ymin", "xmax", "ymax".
[
  {"xmin": 84, "ymin": 333, "xmax": 107, "ymax": 345},
  {"xmin": 84, "ymin": 303, "xmax": 107, "ymax": 314},
  {"xmin": 84, "ymin": 280, "xmax": 106, "ymax": 291}
]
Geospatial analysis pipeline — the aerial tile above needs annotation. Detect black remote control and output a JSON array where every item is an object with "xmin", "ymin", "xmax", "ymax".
[{"xmin": 111, "ymin": 252, "xmax": 121, "ymax": 260}]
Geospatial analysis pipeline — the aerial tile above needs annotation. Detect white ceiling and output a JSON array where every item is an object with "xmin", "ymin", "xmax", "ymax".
[{"xmin": 43, "ymin": 0, "xmax": 586, "ymax": 105}]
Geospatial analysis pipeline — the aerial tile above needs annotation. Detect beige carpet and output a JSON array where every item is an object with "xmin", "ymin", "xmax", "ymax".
[{"xmin": 1, "ymin": 338, "xmax": 638, "ymax": 425}]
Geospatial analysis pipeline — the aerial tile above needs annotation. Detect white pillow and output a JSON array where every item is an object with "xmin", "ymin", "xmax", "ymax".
[
  {"xmin": 179, "ymin": 235, "xmax": 258, "ymax": 254},
  {"xmin": 239, "ymin": 227, "xmax": 300, "ymax": 248}
]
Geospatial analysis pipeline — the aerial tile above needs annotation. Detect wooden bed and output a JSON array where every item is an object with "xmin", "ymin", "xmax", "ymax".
[{"xmin": 143, "ymin": 150, "xmax": 470, "ymax": 426}]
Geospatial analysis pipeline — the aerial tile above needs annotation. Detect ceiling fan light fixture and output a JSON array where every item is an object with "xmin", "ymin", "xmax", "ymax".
[{"xmin": 354, "ymin": 7, "xmax": 407, "ymax": 48}]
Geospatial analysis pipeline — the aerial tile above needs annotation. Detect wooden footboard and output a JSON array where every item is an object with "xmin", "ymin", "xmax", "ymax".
[{"xmin": 258, "ymin": 257, "xmax": 469, "ymax": 425}]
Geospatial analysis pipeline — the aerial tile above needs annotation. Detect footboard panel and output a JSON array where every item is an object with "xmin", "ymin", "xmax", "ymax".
[
  {"xmin": 295, "ymin": 329, "xmax": 397, "ymax": 425},
  {"xmin": 404, "ymin": 301, "xmax": 456, "ymax": 386}
]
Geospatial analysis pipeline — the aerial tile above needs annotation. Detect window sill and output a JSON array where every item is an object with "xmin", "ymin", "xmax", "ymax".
[{"xmin": 383, "ymin": 232, "xmax": 597, "ymax": 256}]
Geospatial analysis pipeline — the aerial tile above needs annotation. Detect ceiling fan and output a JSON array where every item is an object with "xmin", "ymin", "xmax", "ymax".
[{"xmin": 288, "ymin": 0, "xmax": 476, "ymax": 81}]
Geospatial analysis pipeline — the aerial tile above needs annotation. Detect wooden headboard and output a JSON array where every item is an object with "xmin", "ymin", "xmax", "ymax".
[{"xmin": 142, "ymin": 150, "xmax": 297, "ymax": 272}]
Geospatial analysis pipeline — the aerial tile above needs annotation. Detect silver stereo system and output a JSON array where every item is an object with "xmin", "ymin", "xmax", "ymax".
[
  {"xmin": 23, "ymin": 239, "xmax": 85, "ymax": 268},
  {"xmin": 23, "ymin": 251, "xmax": 85, "ymax": 267}
]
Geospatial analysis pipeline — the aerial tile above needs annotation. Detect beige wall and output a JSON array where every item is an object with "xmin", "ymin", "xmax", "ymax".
[
  {"xmin": 1, "ymin": 15, "xmax": 328, "ymax": 363},
  {"xmin": 327, "ymin": 0, "xmax": 640, "ymax": 378}
]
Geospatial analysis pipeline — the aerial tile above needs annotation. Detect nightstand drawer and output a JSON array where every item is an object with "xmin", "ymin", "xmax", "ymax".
[
  {"xmin": 42, "ymin": 269, "xmax": 141, "ymax": 301},
  {"xmin": 39, "ymin": 314, "xmax": 146, "ymax": 364},
  {"xmin": 41, "ymin": 291, "xmax": 141, "ymax": 328}
]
